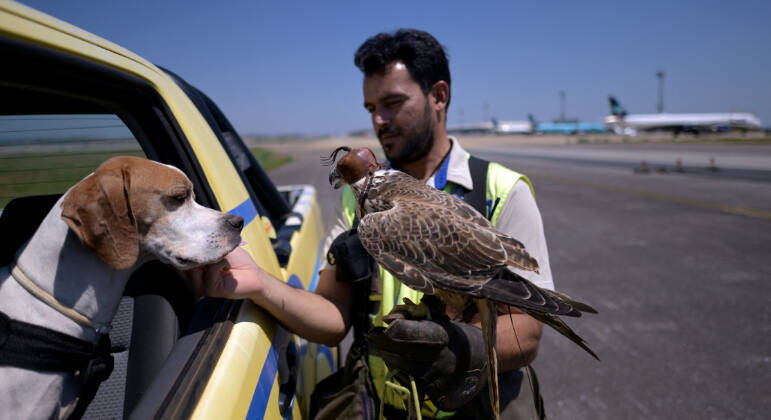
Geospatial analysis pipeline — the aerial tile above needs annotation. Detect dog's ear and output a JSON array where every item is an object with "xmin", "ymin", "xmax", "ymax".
[{"xmin": 61, "ymin": 165, "xmax": 139, "ymax": 270}]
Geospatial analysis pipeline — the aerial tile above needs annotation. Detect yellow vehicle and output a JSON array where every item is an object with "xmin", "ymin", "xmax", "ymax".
[{"xmin": 0, "ymin": 1, "xmax": 334, "ymax": 418}]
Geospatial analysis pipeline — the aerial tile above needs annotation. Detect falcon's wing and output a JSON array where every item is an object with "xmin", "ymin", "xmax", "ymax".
[
  {"xmin": 387, "ymin": 182, "xmax": 540, "ymax": 273},
  {"xmin": 358, "ymin": 188, "xmax": 596, "ymax": 318},
  {"xmin": 357, "ymin": 186, "xmax": 534, "ymax": 290},
  {"xmin": 365, "ymin": 185, "xmax": 534, "ymax": 263},
  {"xmin": 359, "ymin": 203, "xmax": 481, "ymax": 279}
]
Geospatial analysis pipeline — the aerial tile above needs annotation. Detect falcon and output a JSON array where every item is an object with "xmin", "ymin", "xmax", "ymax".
[{"xmin": 324, "ymin": 146, "xmax": 598, "ymax": 418}]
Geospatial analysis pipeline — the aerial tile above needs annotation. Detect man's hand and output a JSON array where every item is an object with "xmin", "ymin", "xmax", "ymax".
[
  {"xmin": 366, "ymin": 305, "xmax": 489, "ymax": 411},
  {"xmin": 181, "ymin": 246, "xmax": 266, "ymax": 299}
]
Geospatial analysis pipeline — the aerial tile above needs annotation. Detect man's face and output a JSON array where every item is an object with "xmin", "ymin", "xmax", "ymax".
[{"xmin": 363, "ymin": 62, "xmax": 435, "ymax": 166}]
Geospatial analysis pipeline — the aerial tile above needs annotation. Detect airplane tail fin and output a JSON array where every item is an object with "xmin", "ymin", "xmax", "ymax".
[
  {"xmin": 608, "ymin": 96, "xmax": 627, "ymax": 117},
  {"xmin": 527, "ymin": 113, "xmax": 537, "ymax": 125}
]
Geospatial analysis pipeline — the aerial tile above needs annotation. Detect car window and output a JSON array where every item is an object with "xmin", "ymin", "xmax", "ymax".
[{"xmin": 0, "ymin": 114, "xmax": 144, "ymax": 210}]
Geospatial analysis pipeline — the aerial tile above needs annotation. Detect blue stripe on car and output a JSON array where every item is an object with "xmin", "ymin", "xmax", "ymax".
[
  {"xmin": 228, "ymin": 198, "xmax": 258, "ymax": 225},
  {"xmin": 287, "ymin": 274, "xmax": 303, "ymax": 289},
  {"xmin": 246, "ymin": 327, "xmax": 287, "ymax": 419},
  {"xmin": 318, "ymin": 344, "xmax": 334, "ymax": 371}
]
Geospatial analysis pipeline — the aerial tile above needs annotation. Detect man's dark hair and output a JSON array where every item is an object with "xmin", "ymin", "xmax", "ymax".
[{"xmin": 354, "ymin": 29, "xmax": 451, "ymax": 110}]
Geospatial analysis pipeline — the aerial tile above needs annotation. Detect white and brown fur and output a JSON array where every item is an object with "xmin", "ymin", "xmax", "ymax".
[{"xmin": 0, "ymin": 156, "xmax": 243, "ymax": 419}]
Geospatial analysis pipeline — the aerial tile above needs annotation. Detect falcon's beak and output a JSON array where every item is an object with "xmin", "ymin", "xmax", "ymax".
[{"xmin": 329, "ymin": 166, "xmax": 344, "ymax": 189}]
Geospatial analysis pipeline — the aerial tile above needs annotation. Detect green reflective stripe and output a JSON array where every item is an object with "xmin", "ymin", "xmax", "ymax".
[
  {"xmin": 486, "ymin": 161, "xmax": 533, "ymax": 226},
  {"xmin": 341, "ymin": 185, "xmax": 356, "ymax": 226},
  {"xmin": 371, "ymin": 269, "xmax": 424, "ymax": 328}
]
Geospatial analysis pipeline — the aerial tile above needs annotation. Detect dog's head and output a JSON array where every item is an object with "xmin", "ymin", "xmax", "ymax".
[{"xmin": 61, "ymin": 156, "xmax": 244, "ymax": 270}]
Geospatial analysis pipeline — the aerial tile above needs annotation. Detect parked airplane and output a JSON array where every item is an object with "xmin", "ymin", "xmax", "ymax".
[
  {"xmin": 604, "ymin": 96, "xmax": 763, "ymax": 135},
  {"xmin": 447, "ymin": 114, "xmax": 608, "ymax": 136},
  {"xmin": 528, "ymin": 115, "xmax": 608, "ymax": 135},
  {"xmin": 447, "ymin": 118, "xmax": 534, "ymax": 135},
  {"xmin": 446, "ymin": 120, "xmax": 496, "ymax": 135},
  {"xmin": 494, "ymin": 118, "xmax": 533, "ymax": 134}
]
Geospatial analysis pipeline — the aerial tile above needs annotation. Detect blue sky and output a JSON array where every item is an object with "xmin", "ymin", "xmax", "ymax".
[{"xmin": 18, "ymin": 0, "xmax": 771, "ymax": 136}]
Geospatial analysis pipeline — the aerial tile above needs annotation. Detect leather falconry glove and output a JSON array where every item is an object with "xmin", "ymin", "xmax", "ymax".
[{"xmin": 366, "ymin": 298, "xmax": 489, "ymax": 411}]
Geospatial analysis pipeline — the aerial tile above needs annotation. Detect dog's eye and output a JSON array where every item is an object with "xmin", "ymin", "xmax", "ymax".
[{"xmin": 170, "ymin": 190, "xmax": 189, "ymax": 203}]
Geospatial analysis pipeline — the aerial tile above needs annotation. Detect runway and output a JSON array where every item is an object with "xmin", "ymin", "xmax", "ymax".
[
  {"xmin": 269, "ymin": 139, "xmax": 771, "ymax": 419},
  {"xmin": 468, "ymin": 143, "xmax": 770, "ymax": 419}
]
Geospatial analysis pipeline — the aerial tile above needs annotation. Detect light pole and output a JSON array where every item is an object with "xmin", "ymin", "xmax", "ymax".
[
  {"xmin": 559, "ymin": 90, "xmax": 566, "ymax": 122},
  {"xmin": 656, "ymin": 70, "xmax": 665, "ymax": 113}
]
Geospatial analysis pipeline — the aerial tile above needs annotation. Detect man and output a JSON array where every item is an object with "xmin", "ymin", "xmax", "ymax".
[{"xmin": 186, "ymin": 29, "xmax": 552, "ymax": 419}]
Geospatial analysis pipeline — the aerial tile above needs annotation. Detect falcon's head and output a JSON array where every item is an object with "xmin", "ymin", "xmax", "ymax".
[{"xmin": 323, "ymin": 146, "xmax": 380, "ymax": 189}]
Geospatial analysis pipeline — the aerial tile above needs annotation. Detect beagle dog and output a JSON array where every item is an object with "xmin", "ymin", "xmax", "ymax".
[{"xmin": 0, "ymin": 156, "xmax": 244, "ymax": 419}]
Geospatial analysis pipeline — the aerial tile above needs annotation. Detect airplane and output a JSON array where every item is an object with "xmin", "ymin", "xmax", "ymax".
[
  {"xmin": 528, "ymin": 114, "xmax": 608, "ymax": 135},
  {"xmin": 604, "ymin": 96, "xmax": 763, "ymax": 135},
  {"xmin": 494, "ymin": 118, "xmax": 533, "ymax": 134},
  {"xmin": 446, "ymin": 120, "xmax": 496, "ymax": 135},
  {"xmin": 447, "ymin": 114, "xmax": 609, "ymax": 136},
  {"xmin": 447, "ymin": 118, "xmax": 534, "ymax": 135}
]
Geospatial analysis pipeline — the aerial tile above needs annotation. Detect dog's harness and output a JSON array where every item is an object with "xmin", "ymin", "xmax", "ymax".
[{"xmin": 1, "ymin": 264, "xmax": 114, "ymax": 419}]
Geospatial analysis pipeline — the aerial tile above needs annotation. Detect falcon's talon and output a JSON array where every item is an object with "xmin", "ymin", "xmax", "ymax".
[
  {"xmin": 383, "ymin": 312, "xmax": 406, "ymax": 324},
  {"xmin": 389, "ymin": 298, "xmax": 432, "ymax": 321}
]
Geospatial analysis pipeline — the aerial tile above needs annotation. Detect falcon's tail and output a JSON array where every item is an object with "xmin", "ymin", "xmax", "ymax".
[
  {"xmin": 482, "ymin": 269, "xmax": 597, "ymax": 317},
  {"xmin": 476, "ymin": 298, "xmax": 500, "ymax": 420},
  {"xmin": 527, "ymin": 310, "xmax": 600, "ymax": 361},
  {"xmin": 481, "ymin": 269, "xmax": 599, "ymax": 360}
]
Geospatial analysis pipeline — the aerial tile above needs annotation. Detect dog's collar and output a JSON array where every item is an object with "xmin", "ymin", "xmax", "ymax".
[{"xmin": 10, "ymin": 264, "xmax": 111, "ymax": 335}]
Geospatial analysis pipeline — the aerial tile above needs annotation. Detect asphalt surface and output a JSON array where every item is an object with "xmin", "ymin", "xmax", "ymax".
[{"xmin": 269, "ymin": 141, "xmax": 771, "ymax": 420}]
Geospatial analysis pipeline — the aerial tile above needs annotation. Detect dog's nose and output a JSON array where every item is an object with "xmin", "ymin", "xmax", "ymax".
[{"xmin": 227, "ymin": 214, "xmax": 244, "ymax": 231}]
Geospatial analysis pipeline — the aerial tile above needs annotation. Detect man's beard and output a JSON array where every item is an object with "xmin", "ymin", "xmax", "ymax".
[{"xmin": 381, "ymin": 101, "xmax": 434, "ymax": 166}]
